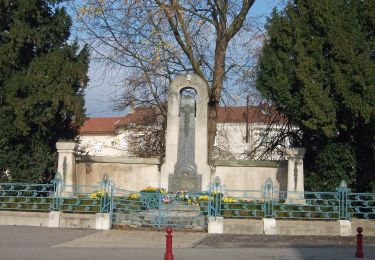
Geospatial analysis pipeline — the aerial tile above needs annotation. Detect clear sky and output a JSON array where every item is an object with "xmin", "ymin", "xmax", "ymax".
[{"xmin": 83, "ymin": 0, "xmax": 284, "ymax": 117}]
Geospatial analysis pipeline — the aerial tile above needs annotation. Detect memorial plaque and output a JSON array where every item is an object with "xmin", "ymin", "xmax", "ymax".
[{"xmin": 168, "ymin": 175, "xmax": 202, "ymax": 192}]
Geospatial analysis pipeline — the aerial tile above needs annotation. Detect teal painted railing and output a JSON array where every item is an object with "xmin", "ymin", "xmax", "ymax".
[
  {"xmin": 0, "ymin": 175, "xmax": 111, "ymax": 214},
  {"xmin": 0, "ymin": 176, "xmax": 374, "ymax": 222},
  {"xmin": 209, "ymin": 178, "xmax": 375, "ymax": 220},
  {"xmin": 0, "ymin": 181, "xmax": 56, "ymax": 211}
]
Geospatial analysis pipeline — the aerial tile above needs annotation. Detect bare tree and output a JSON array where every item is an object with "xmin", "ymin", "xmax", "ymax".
[
  {"xmin": 126, "ymin": 107, "xmax": 167, "ymax": 161},
  {"xmin": 72, "ymin": 0, "xmax": 262, "ymax": 161}
]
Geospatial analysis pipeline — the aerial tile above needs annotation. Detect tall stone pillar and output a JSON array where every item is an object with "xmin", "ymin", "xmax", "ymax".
[
  {"xmin": 286, "ymin": 147, "xmax": 306, "ymax": 201},
  {"xmin": 56, "ymin": 142, "xmax": 78, "ymax": 194},
  {"xmin": 160, "ymin": 74, "xmax": 211, "ymax": 191}
]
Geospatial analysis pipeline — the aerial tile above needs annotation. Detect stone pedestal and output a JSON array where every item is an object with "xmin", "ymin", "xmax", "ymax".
[
  {"xmin": 48, "ymin": 211, "xmax": 61, "ymax": 228},
  {"xmin": 286, "ymin": 148, "xmax": 306, "ymax": 202},
  {"xmin": 56, "ymin": 142, "xmax": 78, "ymax": 195},
  {"xmin": 208, "ymin": 217, "xmax": 224, "ymax": 234},
  {"xmin": 95, "ymin": 213, "xmax": 112, "ymax": 230},
  {"xmin": 263, "ymin": 218, "xmax": 277, "ymax": 235},
  {"xmin": 339, "ymin": 220, "xmax": 352, "ymax": 236}
]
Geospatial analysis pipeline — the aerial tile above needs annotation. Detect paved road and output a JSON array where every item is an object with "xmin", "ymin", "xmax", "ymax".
[
  {"xmin": 0, "ymin": 226, "xmax": 375, "ymax": 260},
  {"xmin": 197, "ymin": 234, "xmax": 375, "ymax": 248}
]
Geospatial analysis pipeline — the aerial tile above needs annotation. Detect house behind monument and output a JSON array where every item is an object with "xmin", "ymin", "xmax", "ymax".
[{"xmin": 78, "ymin": 105, "xmax": 292, "ymax": 160}]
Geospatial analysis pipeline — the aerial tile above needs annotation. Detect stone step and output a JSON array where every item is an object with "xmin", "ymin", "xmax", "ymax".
[{"xmin": 114, "ymin": 207, "xmax": 207, "ymax": 229}]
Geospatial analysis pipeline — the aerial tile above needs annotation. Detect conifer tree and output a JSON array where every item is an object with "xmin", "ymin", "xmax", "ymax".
[
  {"xmin": 0, "ymin": 0, "xmax": 89, "ymax": 182},
  {"xmin": 256, "ymin": 0, "xmax": 375, "ymax": 191}
]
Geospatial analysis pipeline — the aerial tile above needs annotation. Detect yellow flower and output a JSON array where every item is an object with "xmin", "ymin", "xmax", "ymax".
[
  {"xmin": 142, "ymin": 186, "xmax": 158, "ymax": 192},
  {"xmin": 89, "ymin": 189, "xmax": 107, "ymax": 199},
  {"xmin": 128, "ymin": 193, "xmax": 140, "ymax": 200},
  {"xmin": 140, "ymin": 187, "xmax": 167, "ymax": 194},
  {"xmin": 223, "ymin": 197, "xmax": 237, "ymax": 203},
  {"xmin": 198, "ymin": 195, "xmax": 209, "ymax": 201}
]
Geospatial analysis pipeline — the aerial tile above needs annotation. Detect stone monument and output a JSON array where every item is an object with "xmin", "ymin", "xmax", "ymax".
[{"xmin": 160, "ymin": 74, "xmax": 211, "ymax": 192}]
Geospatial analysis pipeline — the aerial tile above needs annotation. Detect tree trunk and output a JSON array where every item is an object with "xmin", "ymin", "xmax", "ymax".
[{"xmin": 207, "ymin": 31, "xmax": 228, "ymax": 163}]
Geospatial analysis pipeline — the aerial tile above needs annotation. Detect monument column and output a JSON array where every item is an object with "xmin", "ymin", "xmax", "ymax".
[
  {"xmin": 160, "ymin": 74, "xmax": 211, "ymax": 191},
  {"xmin": 286, "ymin": 147, "xmax": 306, "ymax": 200}
]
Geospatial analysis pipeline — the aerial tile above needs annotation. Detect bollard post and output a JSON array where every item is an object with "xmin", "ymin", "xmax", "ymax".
[
  {"xmin": 355, "ymin": 227, "xmax": 364, "ymax": 258},
  {"xmin": 165, "ymin": 227, "xmax": 173, "ymax": 260}
]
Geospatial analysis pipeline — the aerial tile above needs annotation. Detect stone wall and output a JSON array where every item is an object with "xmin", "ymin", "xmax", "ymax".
[
  {"xmin": 219, "ymin": 219, "xmax": 375, "ymax": 236},
  {"xmin": 56, "ymin": 142, "xmax": 302, "ymax": 193},
  {"xmin": 74, "ymin": 156, "xmax": 289, "ymax": 192},
  {"xmin": 75, "ymin": 155, "xmax": 160, "ymax": 191},
  {"xmin": 213, "ymin": 160, "xmax": 287, "ymax": 191},
  {"xmin": 0, "ymin": 211, "xmax": 111, "ymax": 230}
]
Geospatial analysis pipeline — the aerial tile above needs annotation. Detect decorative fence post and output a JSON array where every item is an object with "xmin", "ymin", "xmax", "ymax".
[
  {"xmin": 338, "ymin": 180, "xmax": 349, "ymax": 220},
  {"xmin": 52, "ymin": 172, "xmax": 63, "ymax": 211},
  {"xmin": 109, "ymin": 182, "xmax": 114, "ymax": 216},
  {"xmin": 209, "ymin": 176, "xmax": 222, "ymax": 217},
  {"xmin": 263, "ymin": 178, "xmax": 273, "ymax": 218},
  {"xmin": 99, "ymin": 174, "xmax": 111, "ymax": 213},
  {"xmin": 157, "ymin": 189, "xmax": 163, "ymax": 229}
]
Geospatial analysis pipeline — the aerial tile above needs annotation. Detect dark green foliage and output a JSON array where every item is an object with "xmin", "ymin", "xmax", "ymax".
[
  {"xmin": 256, "ymin": 0, "xmax": 374, "ymax": 191},
  {"xmin": 0, "ymin": 0, "xmax": 89, "ymax": 182},
  {"xmin": 306, "ymin": 143, "xmax": 356, "ymax": 191}
]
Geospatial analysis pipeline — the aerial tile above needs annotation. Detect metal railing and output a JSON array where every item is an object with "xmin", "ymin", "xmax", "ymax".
[
  {"xmin": 209, "ymin": 178, "xmax": 375, "ymax": 220},
  {"xmin": 0, "ymin": 175, "xmax": 111, "ymax": 214},
  {"xmin": 0, "ymin": 175, "xmax": 374, "ymax": 222},
  {"xmin": 0, "ymin": 182, "xmax": 56, "ymax": 211}
]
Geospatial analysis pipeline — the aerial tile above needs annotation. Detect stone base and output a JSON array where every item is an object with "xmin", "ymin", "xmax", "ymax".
[
  {"xmin": 168, "ymin": 174, "xmax": 202, "ymax": 192},
  {"xmin": 208, "ymin": 217, "xmax": 223, "ymax": 234},
  {"xmin": 263, "ymin": 218, "xmax": 277, "ymax": 235},
  {"xmin": 339, "ymin": 220, "xmax": 352, "ymax": 236},
  {"xmin": 95, "ymin": 213, "xmax": 111, "ymax": 230},
  {"xmin": 48, "ymin": 211, "xmax": 61, "ymax": 228}
]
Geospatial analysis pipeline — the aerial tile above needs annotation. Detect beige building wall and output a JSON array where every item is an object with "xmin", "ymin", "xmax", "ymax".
[
  {"xmin": 215, "ymin": 122, "xmax": 290, "ymax": 160},
  {"xmin": 78, "ymin": 133, "xmax": 129, "ymax": 157}
]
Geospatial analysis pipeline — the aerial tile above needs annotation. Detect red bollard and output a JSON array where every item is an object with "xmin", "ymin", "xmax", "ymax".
[
  {"xmin": 164, "ymin": 227, "xmax": 173, "ymax": 260},
  {"xmin": 355, "ymin": 227, "xmax": 364, "ymax": 258}
]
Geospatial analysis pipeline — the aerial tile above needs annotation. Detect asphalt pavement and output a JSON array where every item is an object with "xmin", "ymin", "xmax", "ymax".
[{"xmin": 0, "ymin": 226, "xmax": 374, "ymax": 260}]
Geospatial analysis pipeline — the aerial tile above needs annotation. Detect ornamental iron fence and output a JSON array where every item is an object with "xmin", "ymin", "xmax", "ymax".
[
  {"xmin": 0, "ymin": 182, "xmax": 56, "ymax": 211},
  {"xmin": 0, "ymin": 174, "xmax": 111, "ymax": 214},
  {"xmin": 53, "ymin": 174, "xmax": 112, "ymax": 214},
  {"xmin": 0, "ymin": 175, "xmax": 374, "ymax": 225},
  {"xmin": 209, "ymin": 178, "xmax": 375, "ymax": 220}
]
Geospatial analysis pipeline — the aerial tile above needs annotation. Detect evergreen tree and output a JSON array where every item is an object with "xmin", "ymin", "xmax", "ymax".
[
  {"xmin": 256, "ymin": 0, "xmax": 375, "ymax": 191},
  {"xmin": 0, "ymin": 0, "xmax": 89, "ymax": 182}
]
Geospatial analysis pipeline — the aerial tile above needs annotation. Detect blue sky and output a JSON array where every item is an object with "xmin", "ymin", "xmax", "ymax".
[{"xmin": 83, "ymin": 0, "xmax": 284, "ymax": 117}]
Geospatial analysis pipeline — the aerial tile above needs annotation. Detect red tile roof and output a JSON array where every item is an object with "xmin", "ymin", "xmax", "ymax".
[
  {"xmin": 79, "ymin": 106, "xmax": 285, "ymax": 134},
  {"xmin": 79, "ymin": 117, "xmax": 124, "ymax": 134},
  {"xmin": 217, "ymin": 106, "xmax": 285, "ymax": 124},
  {"xmin": 79, "ymin": 107, "xmax": 156, "ymax": 134}
]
